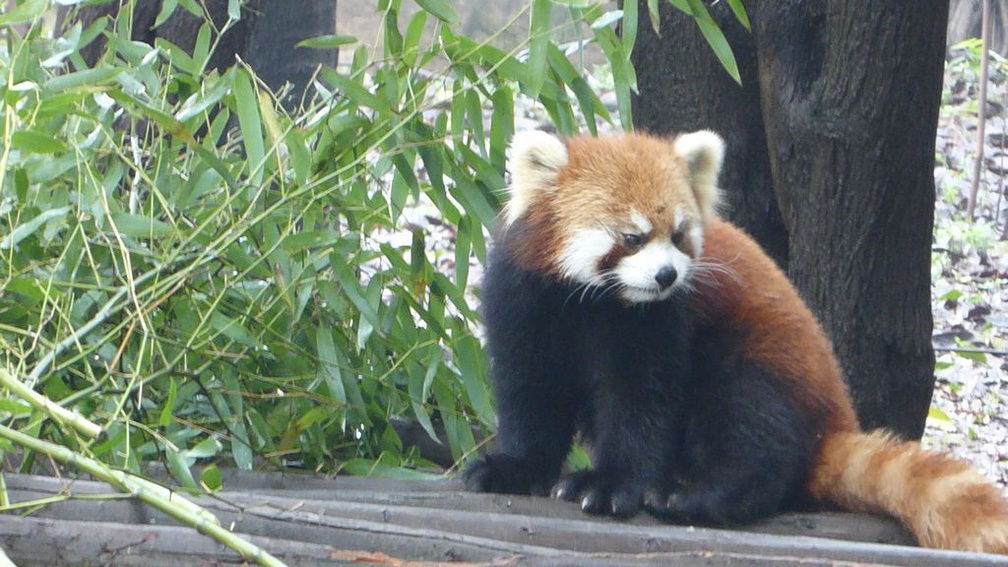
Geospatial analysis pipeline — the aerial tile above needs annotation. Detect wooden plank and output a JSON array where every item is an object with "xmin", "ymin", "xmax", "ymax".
[
  {"xmin": 9, "ymin": 473, "xmax": 912, "ymax": 545},
  {"xmin": 0, "ymin": 516, "xmax": 492, "ymax": 567},
  {"xmin": 0, "ymin": 515, "xmax": 921, "ymax": 567},
  {"xmin": 5, "ymin": 473, "xmax": 1006, "ymax": 566},
  {"xmin": 125, "ymin": 469, "xmax": 923, "ymax": 546}
]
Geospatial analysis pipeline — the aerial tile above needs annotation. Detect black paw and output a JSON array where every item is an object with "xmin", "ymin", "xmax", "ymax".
[
  {"xmin": 463, "ymin": 454, "xmax": 552, "ymax": 496},
  {"xmin": 551, "ymin": 469, "xmax": 643, "ymax": 518},
  {"xmin": 643, "ymin": 485, "xmax": 734, "ymax": 526},
  {"xmin": 644, "ymin": 486, "xmax": 699, "ymax": 524}
]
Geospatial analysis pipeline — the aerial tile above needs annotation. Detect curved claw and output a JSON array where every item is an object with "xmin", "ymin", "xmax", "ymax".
[{"xmin": 552, "ymin": 469, "xmax": 644, "ymax": 518}]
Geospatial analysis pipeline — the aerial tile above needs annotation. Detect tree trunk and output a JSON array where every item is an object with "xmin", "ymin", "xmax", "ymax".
[
  {"xmin": 631, "ymin": 4, "xmax": 788, "ymax": 266},
  {"xmin": 632, "ymin": 1, "xmax": 945, "ymax": 439},
  {"xmin": 58, "ymin": 1, "xmax": 338, "ymax": 108},
  {"xmin": 242, "ymin": 0, "xmax": 338, "ymax": 106}
]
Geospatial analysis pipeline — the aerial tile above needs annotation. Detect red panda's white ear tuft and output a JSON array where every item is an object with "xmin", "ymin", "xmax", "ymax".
[
  {"xmin": 504, "ymin": 130, "xmax": 568, "ymax": 226},
  {"xmin": 674, "ymin": 130, "xmax": 724, "ymax": 222}
]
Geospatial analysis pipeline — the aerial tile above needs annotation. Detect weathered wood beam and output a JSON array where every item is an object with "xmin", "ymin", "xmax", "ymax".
[{"xmin": 4, "ymin": 474, "xmax": 1007, "ymax": 566}]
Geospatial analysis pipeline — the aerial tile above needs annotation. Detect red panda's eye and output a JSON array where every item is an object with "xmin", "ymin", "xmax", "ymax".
[
  {"xmin": 671, "ymin": 229, "xmax": 685, "ymax": 247},
  {"xmin": 623, "ymin": 233, "xmax": 644, "ymax": 249}
]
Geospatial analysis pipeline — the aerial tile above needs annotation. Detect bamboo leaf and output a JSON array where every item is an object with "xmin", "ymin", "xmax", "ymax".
[
  {"xmin": 621, "ymin": 0, "xmax": 639, "ymax": 57},
  {"xmin": 526, "ymin": 0, "xmax": 553, "ymax": 99},
  {"xmin": 415, "ymin": 0, "xmax": 458, "ymax": 24},
  {"xmin": 317, "ymin": 329, "xmax": 348, "ymax": 406},
  {"xmin": 489, "ymin": 85, "xmax": 514, "ymax": 171},
  {"xmin": 296, "ymin": 34, "xmax": 358, "ymax": 49},
  {"xmin": 109, "ymin": 212, "xmax": 173, "ymax": 239},
  {"xmin": 341, "ymin": 459, "xmax": 444, "ymax": 480},
  {"xmin": 175, "ymin": 78, "xmax": 231, "ymax": 122},
  {"xmin": 455, "ymin": 335, "xmax": 494, "ymax": 426},
  {"xmin": 154, "ymin": 0, "xmax": 180, "ymax": 28},
  {"xmin": 45, "ymin": 68, "xmax": 121, "ymax": 92},
  {"xmin": 408, "ymin": 347, "xmax": 442, "ymax": 443},
  {"xmin": 222, "ymin": 373, "xmax": 253, "ymax": 470},
  {"xmin": 686, "ymin": 0, "xmax": 742, "ymax": 85},
  {"xmin": 726, "ymin": 0, "xmax": 751, "ymax": 30},
  {"xmin": 208, "ymin": 312, "xmax": 257, "ymax": 348},
  {"xmin": 11, "ymin": 130, "xmax": 67, "ymax": 154},
  {"xmin": 403, "ymin": 10, "xmax": 428, "ymax": 67},
  {"xmin": 200, "ymin": 463, "xmax": 223, "ymax": 491},
  {"xmin": 158, "ymin": 378, "xmax": 178, "ymax": 428},
  {"xmin": 165, "ymin": 445, "xmax": 200, "ymax": 491},
  {"xmin": 1, "ymin": 207, "xmax": 71, "ymax": 250},
  {"xmin": 647, "ymin": 0, "xmax": 661, "ymax": 34},
  {"xmin": 927, "ymin": 407, "xmax": 953, "ymax": 424},
  {"xmin": 454, "ymin": 215, "xmax": 472, "ymax": 290},
  {"xmin": 0, "ymin": 0, "xmax": 47, "ymax": 25},
  {"xmin": 232, "ymin": 68, "xmax": 265, "ymax": 185}
]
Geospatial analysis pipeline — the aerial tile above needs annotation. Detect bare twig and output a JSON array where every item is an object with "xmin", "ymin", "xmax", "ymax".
[
  {"xmin": 967, "ymin": 0, "xmax": 991, "ymax": 221},
  {"xmin": 934, "ymin": 345, "xmax": 1008, "ymax": 356}
]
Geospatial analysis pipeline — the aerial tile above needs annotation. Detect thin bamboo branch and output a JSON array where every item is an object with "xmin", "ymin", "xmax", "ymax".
[
  {"xmin": 24, "ymin": 267, "xmax": 162, "ymax": 390},
  {"xmin": 0, "ymin": 425, "xmax": 287, "ymax": 567}
]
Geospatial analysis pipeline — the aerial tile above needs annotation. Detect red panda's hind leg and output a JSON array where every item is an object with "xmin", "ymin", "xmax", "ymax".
[{"xmin": 646, "ymin": 359, "xmax": 815, "ymax": 525}]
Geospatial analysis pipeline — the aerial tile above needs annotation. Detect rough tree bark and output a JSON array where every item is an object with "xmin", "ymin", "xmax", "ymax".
[
  {"xmin": 632, "ymin": 1, "xmax": 947, "ymax": 439},
  {"xmin": 58, "ymin": 1, "xmax": 338, "ymax": 107}
]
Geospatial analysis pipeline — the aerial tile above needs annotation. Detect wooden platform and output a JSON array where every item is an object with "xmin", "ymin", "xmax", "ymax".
[{"xmin": 1, "ymin": 470, "xmax": 1006, "ymax": 566}]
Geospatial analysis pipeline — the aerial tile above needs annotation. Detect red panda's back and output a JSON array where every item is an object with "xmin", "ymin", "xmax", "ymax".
[{"xmin": 690, "ymin": 220, "xmax": 859, "ymax": 435}]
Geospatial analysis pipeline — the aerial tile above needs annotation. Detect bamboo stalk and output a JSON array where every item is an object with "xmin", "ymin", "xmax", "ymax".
[
  {"xmin": 0, "ymin": 369, "xmax": 102, "ymax": 439},
  {"xmin": 0, "ymin": 425, "xmax": 287, "ymax": 567}
]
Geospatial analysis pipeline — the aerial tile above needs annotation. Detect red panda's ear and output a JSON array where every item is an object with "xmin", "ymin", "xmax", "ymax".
[
  {"xmin": 504, "ymin": 130, "xmax": 568, "ymax": 226},
  {"xmin": 674, "ymin": 130, "xmax": 724, "ymax": 222}
]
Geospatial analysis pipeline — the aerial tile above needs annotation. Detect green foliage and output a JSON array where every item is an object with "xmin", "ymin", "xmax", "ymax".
[
  {"xmin": 0, "ymin": 0, "xmax": 628, "ymax": 478},
  {"xmin": 947, "ymin": 38, "xmax": 1008, "ymax": 87}
]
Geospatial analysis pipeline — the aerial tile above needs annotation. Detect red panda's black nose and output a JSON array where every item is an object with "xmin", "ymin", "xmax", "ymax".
[{"xmin": 655, "ymin": 266, "xmax": 678, "ymax": 289}]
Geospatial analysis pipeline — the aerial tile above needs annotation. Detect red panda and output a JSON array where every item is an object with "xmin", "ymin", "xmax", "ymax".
[{"xmin": 463, "ymin": 130, "xmax": 1008, "ymax": 554}]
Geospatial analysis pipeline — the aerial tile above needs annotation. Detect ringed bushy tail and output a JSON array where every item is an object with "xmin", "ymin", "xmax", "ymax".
[{"xmin": 809, "ymin": 430, "xmax": 1008, "ymax": 553}]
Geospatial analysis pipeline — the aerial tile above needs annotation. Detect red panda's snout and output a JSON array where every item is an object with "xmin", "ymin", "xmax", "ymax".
[{"xmin": 609, "ymin": 237, "xmax": 696, "ymax": 303}]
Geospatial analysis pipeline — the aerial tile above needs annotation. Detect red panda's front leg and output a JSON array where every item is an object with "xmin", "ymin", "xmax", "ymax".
[
  {"xmin": 462, "ymin": 351, "xmax": 581, "ymax": 496},
  {"xmin": 463, "ymin": 252, "xmax": 586, "ymax": 496},
  {"xmin": 552, "ymin": 382, "xmax": 683, "ymax": 518},
  {"xmin": 552, "ymin": 299, "xmax": 691, "ymax": 518}
]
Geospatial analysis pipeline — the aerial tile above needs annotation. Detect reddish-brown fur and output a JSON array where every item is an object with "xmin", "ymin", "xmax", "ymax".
[{"xmin": 694, "ymin": 221, "xmax": 1008, "ymax": 553}]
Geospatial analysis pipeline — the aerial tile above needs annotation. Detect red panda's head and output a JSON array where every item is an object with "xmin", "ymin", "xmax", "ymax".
[{"xmin": 501, "ymin": 131, "xmax": 724, "ymax": 304}]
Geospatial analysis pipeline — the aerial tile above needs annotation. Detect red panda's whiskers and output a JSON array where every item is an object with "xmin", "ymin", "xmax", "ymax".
[
  {"xmin": 595, "ymin": 273, "xmax": 626, "ymax": 301},
  {"xmin": 689, "ymin": 259, "xmax": 740, "ymax": 288}
]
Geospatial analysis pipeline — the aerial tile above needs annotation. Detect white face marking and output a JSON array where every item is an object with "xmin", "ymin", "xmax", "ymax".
[
  {"xmin": 613, "ymin": 240, "xmax": 693, "ymax": 303},
  {"xmin": 630, "ymin": 210, "xmax": 652, "ymax": 235},
  {"xmin": 673, "ymin": 207, "xmax": 685, "ymax": 232},
  {"xmin": 558, "ymin": 227, "xmax": 613, "ymax": 286},
  {"xmin": 689, "ymin": 225, "xmax": 704, "ymax": 257}
]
